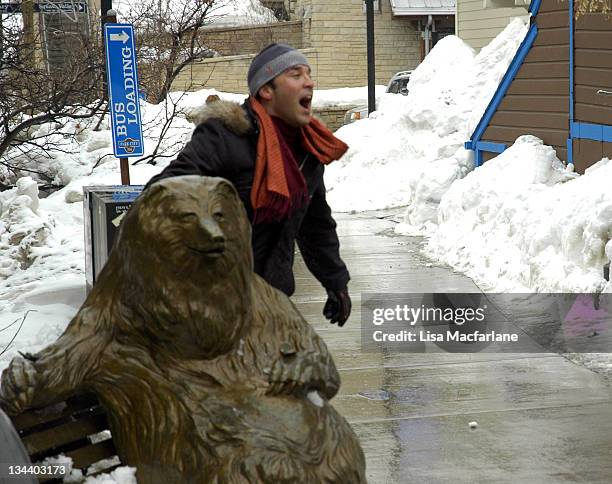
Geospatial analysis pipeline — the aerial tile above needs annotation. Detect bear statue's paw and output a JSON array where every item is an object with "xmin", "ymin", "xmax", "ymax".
[{"xmin": 0, "ymin": 356, "xmax": 39, "ymax": 415}]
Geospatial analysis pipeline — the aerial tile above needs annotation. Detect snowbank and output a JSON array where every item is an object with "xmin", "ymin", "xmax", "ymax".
[
  {"xmin": 425, "ymin": 136, "xmax": 612, "ymax": 293},
  {"xmin": 325, "ymin": 18, "xmax": 529, "ymax": 216}
]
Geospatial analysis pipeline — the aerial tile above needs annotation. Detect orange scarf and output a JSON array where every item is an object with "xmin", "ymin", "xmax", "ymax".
[{"xmin": 249, "ymin": 97, "xmax": 348, "ymax": 223}]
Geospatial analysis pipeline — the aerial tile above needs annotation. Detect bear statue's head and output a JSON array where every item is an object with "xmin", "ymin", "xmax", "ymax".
[
  {"xmin": 121, "ymin": 175, "xmax": 253, "ymax": 279},
  {"xmin": 97, "ymin": 176, "xmax": 253, "ymax": 359}
]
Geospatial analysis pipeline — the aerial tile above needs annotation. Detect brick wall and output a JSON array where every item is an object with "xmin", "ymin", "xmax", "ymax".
[{"xmin": 200, "ymin": 21, "xmax": 303, "ymax": 56}]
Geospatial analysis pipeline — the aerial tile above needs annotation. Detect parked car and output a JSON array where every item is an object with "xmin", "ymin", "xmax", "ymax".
[{"xmin": 343, "ymin": 70, "xmax": 412, "ymax": 125}]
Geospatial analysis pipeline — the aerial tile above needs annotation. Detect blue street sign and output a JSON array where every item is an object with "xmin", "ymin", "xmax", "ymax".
[
  {"xmin": 104, "ymin": 23, "xmax": 144, "ymax": 158},
  {"xmin": 0, "ymin": 2, "xmax": 88, "ymax": 14},
  {"xmin": 37, "ymin": 2, "xmax": 88, "ymax": 13}
]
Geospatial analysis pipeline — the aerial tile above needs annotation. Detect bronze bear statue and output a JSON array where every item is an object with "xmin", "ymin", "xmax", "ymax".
[{"xmin": 0, "ymin": 176, "xmax": 367, "ymax": 483}]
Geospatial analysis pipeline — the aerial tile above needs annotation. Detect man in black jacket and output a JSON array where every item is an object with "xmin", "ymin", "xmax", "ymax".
[{"xmin": 146, "ymin": 43, "xmax": 351, "ymax": 326}]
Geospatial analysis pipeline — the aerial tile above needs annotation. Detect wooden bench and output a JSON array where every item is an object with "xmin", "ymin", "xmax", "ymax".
[{"xmin": 9, "ymin": 394, "xmax": 121, "ymax": 482}]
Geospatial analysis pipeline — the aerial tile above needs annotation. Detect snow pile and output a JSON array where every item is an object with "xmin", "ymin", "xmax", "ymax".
[
  {"xmin": 425, "ymin": 135, "xmax": 612, "ymax": 292},
  {"xmin": 39, "ymin": 455, "xmax": 136, "ymax": 484},
  {"xmin": 325, "ymin": 18, "xmax": 529, "ymax": 216},
  {"xmin": 0, "ymin": 178, "xmax": 53, "ymax": 279},
  {"xmin": 65, "ymin": 464, "xmax": 137, "ymax": 484},
  {"xmin": 0, "ymin": 118, "xmax": 87, "ymax": 187},
  {"xmin": 80, "ymin": 467, "xmax": 137, "ymax": 484},
  {"xmin": 399, "ymin": 35, "xmax": 476, "ymax": 137},
  {"xmin": 0, "ymin": 105, "xmax": 193, "ymax": 189},
  {"xmin": 311, "ymin": 85, "xmax": 387, "ymax": 109}
]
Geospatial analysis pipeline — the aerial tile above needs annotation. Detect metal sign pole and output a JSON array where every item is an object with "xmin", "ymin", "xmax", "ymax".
[
  {"xmin": 120, "ymin": 158, "xmax": 130, "ymax": 185},
  {"xmin": 101, "ymin": 2, "xmax": 113, "ymax": 100},
  {"xmin": 365, "ymin": 0, "xmax": 376, "ymax": 115}
]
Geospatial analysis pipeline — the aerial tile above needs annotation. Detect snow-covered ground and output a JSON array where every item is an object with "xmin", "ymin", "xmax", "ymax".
[
  {"xmin": 2, "ymin": 14, "xmax": 612, "ymax": 482},
  {"xmin": 0, "ymin": 82, "xmax": 390, "ymax": 482},
  {"xmin": 2, "ymin": 15, "xmax": 611, "ymax": 366},
  {"xmin": 0, "ymin": 84, "xmax": 389, "ymax": 366}
]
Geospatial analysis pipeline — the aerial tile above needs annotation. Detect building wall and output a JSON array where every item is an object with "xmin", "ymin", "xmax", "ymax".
[
  {"xmin": 295, "ymin": 0, "xmax": 421, "ymax": 88},
  {"xmin": 457, "ymin": 0, "xmax": 528, "ymax": 50},
  {"xmin": 572, "ymin": 11, "xmax": 612, "ymax": 172},
  {"xmin": 200, "ymin": 21, "xmax": 303, "ymax": 56},
  {"xmin": 172, "ymin": 21, "xmax": 310, "ymax": 93},
  {"xmin": 481, "ymin": 0, "xmax": 570, "ymax": 162},
  {"xmin": 174, "ymin": 0, "xmax": 423, "ymax": 92},
  {"xmin": 574, "ymin": 12, "xmax": 612, "ymax": 126},
  {"xmin": 173, "ymin": 48, "xmax": 317, "ymax": 93}
]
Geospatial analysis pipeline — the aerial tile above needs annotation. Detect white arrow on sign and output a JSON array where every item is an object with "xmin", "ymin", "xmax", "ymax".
[
  {"xmin": 109, "ymin": 31, "xmax": 129, "ymax": 43},
  {"xmin": 112, "ymin": 211, "xmax": 127, "ymax": 227}
]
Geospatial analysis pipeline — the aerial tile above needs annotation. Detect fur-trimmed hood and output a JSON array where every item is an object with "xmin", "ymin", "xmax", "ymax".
[
  {"xmin": 186, "ymin": 99, "xmax": 252, "ymax": 136},
  {"xmin": 186, "ymin": 98, "xmax": 325, "ymax": 136}
]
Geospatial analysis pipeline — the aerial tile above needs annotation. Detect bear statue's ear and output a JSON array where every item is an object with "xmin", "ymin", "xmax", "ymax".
[
  {"xmin": 144, "ymin": 181, "xmax": 167, "ymax": 198},
  {"xmin": 131, "ymin": 182, "xmax": 170, "ymax": 227},
  {"xmin": 140, "ymin": 182, "xmax": 170, "ymax": 207},
  {"xmin": 214, "ymin": 178, "xmax": 240, "ymax": 200}
]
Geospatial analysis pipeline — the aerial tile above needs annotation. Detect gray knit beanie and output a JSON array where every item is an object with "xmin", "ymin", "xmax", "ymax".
[{"xmin": 247, "ymin": 43, "xmax": 310, "ymax": 96}]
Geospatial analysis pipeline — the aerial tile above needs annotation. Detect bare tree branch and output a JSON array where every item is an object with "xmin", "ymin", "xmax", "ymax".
[{"xmin": 0, "ymin": 10, "xmax": 106, "ymax": 184}]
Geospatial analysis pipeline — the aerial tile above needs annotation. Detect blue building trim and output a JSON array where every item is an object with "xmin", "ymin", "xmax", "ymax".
[
  {"xmin": 567, "ymin": 0, "xmax": 574, "ymax": 163},
  {"xmin": 569, "ymin": 0, "xmax": 574, "ymax": 125},
  {"xmin": 465, "ymin": 22, "xmax": 538, "ymax": 166},
  {"xmin": 529, "ymin": 0, "xmax": 543, "ymax": 16},
  {"xmin": 475, "ymin": 141, "xmax": 507, "ymax": 153},
  {"xmin": 571, "ymin": 122, "xmax": 612, "ymax": 143}
]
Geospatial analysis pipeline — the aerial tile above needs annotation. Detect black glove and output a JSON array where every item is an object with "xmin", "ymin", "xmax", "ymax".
[{"xmin": 323, "ymin": 288, "xmax": 351, "ymax": 327}]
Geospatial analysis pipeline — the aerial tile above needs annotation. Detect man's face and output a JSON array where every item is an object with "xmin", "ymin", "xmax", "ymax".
[{"xmin": 258, "ymin": 64, "xmax": 314, "ymax": 128}]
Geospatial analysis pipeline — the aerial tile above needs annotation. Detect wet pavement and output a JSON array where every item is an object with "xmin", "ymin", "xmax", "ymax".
[{"xmin": 292, "ymin": 210, "xmax": 612, "ymax": 484}]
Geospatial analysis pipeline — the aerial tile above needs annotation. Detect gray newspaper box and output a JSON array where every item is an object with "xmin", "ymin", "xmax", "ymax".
[{"xmin": 83, "ymin": 185, "xmax": 143, "ymax": 292}]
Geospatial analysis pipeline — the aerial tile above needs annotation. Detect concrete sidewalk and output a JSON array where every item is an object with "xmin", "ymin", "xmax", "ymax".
[{"xmin": 292, "ymin": 211, "xmax": 612, "ymax": 484}]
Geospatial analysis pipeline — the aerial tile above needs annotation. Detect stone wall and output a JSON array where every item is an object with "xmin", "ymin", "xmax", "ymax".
[
  {"xmin": 173, "ymin": 48, "xmax": 316, "ymax": 93},
  {"xmin": 314, "ymin": 107, "xmax": 352, "ymax": 132},
  {"xmin": 200, "ymin": 21, "xmax": 303, "ymax": 56}
]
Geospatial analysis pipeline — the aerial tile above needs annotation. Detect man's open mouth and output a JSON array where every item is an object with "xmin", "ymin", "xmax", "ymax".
[{"xmin": 299, "ymin": 94, "xmax": 312, "ymax": 110}]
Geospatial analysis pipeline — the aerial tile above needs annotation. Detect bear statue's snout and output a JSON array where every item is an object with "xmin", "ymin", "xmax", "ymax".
[{"xmin": 198, "ymin": 217, "xmax": 226, "ymax": 256}]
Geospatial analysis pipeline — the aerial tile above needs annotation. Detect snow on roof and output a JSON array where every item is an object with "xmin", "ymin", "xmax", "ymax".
[{"xmin": 390, "ymin": 0, "xmax": 456, "ymax": 16}]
